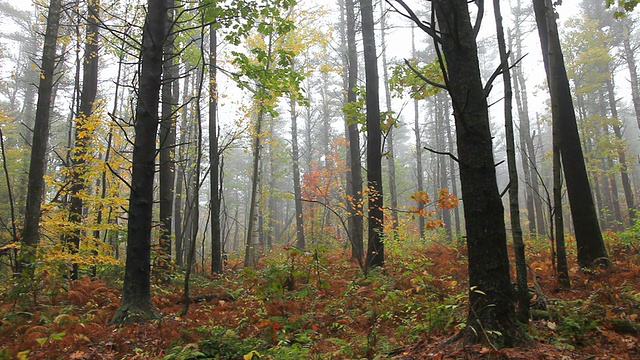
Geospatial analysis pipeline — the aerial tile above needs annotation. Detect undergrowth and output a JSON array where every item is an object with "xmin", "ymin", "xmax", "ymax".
[{"xmin": 0, "ymin": 234, "xmax": 639, "ymax": 359}]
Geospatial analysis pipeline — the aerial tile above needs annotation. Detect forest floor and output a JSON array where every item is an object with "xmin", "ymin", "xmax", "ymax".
[{"xmin": 1, "ymin": 234, "xmax": 639, "ymax": 359}]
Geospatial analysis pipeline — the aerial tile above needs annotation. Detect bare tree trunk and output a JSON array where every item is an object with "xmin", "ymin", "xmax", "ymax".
[
  {"xmin": 110, "ymin": 0, "xmax": 166, "ymax": 324},
  {"xmin": 606, "ymin": 76, "xmax": 635, "ymax": 224},
  {"xmin": 622, "ymin": 20, "xmax": 640, "ymax": 132},
  {"xmin": 361, "ymin": 0, "xmax": 384, "ymax": 271},
  {"xmin": 533, "ymin": 0, "xmax": 609, "ymax": 268},
  {"xmin": 210, "ymin": 24, "xmax": 223, "ymax": 274},
  {"xmin": 380, "ymin": 0, "xmax": 398, "ymax": 234},
  {"xmin": 493, "ymin": 0, "xmax": 529, "ymax": 323},
  {"xmin": 158, "ymin": 0, "xmax": 177, "ymax": 280},
  {"xmin": 290, "ymin": 94, "xmax": 305, "ymax": 249},
  {"xmin": 18, "ymin": 0, "xmax": 63, "ymax": 276},
  {"xmin": 346, "ymin": 0, "xmax": 364, "ymax": 264}
]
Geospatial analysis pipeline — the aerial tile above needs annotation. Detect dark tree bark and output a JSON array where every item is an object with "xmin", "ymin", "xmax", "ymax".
[
  {"xmin": 159, "ymin": 0, "xmax": 177, "ymax": 278},
  {"xmin": 493, "ymin": 0, "xmax": 529, "ymax": 323},
  {"xmin": 346, "ymin": 0, "xmax": 364, "ymax": 264},
  {"xmin": 110, "ymin": 0, "xmax": 166, "ymax": 324},
  {"xmin": 210, "ymin": 24, "xmax": 223, "ymax": 274},
  {"xmin": 412, "ymin": 0, "xmax": 522, "ymax": 346},
  {"xmin": 533, "ymin": 0, "xmax": 609, "ymax": 268},
  {"xmin": 18, "ymin": 0, "xmax": 63, "ymax": 275},
  {"xmin": 436, "ymin": 0, "xmax": 518, "ymax": 345},
  {"xmin": 361, "ymin": 0, "xmax": 384, "ymax": 271}
]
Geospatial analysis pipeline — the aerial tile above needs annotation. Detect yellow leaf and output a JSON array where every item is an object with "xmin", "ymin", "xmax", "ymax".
[
  {"xmin": 547, "ymin": 321, "xmax": 557, "ymax": 330},
  {"xmin": 17, "ymin": 350, "xmax": 30, "ymax": 360},
  {"xmin": 244, "ymin": 350, "xmax": 261, "ymax": 360}
]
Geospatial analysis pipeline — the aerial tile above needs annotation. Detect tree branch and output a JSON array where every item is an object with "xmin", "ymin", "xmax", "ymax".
[{"xmin": 423, "ymin": 146, "xmax": 459, "ymax": 163}]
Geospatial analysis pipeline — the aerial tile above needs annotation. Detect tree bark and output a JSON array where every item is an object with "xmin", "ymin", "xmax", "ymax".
[
  {"xmin": 159, "ymin": 0, "xmax": 177, "ymax": 279},
  {"xmin": 533, "ymin": 0, "xmax": 609, "ymax": 268},
  {"xmin": 110, "ymin": 0, "xmax": 166, "ymax": 324},
  {"xmin": 493, "ymin": 0, "xmax": 529, "ymax": 323},
  {"xmin": 346, "ymin": 0, "xmax": 364, "ymax": 264},
  {"xmin": 210, "ymin": 24, "xmax": 223, "ymax": 274},
  {"xmin": 18, "ymin": 0, "xmax": 63, "ymax": 275},
  {"xmin": 433, "ymin": 0, "xmax": 521, "ymax": 346},
  {"xmin": 380, "ymin": 0, "xmax": 399, "ymax": 234},
  {"xmin": 606, "ymin": 76, "xmax": 635, "ymax": 224},
  {"xmin": 361, "ymin": 0, "xmax": 384, "ymax": 271}
]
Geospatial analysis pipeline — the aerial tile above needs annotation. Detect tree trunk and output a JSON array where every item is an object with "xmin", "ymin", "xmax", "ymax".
[
  {"xmin": 493, "ymin": 0, "xmax": 529, "ymax": 323},
  {"xmin": 210, "ymin": 25, "xmax": 223, "ymax": 274},
  {"xmin": 18, "ymin": 0, "xmax": 63, "ymax": 276},
  {"xmin": 361, "ymin": 0, "xmax": 384, "ymax": 271},
  {"xmin": 606, "ymin": 76, "xmax": 635, "ymax": 224},
  {"xmin": 174, "ymin": 73, "xmax": 191, "ymax": 267},
  {"xmin": 291, "ymin": 95, "xmax": 305, "ymax": 249},
  {"xmin": 67, "ymin": 0, "xmax": 100, "ymax": 280},
  {"xmin": 380, "ymin": 0, "xmax": 398, "ymax": 234},
  {"xmin": 159, "ymin": 0, "xmax": 177, "ymax": 279},
  {"xmin": 433, "ymin": 0, "xmax": 520, "ymax": 346},
  {"xmin": 346, "ymin": 0, "xmax": 364, "ymax": 264},
  {"xmin": 622, "ymin": 20, "xmax": 640, "ymax": 132},
  {"xmin": 110, "ymin": 0, "xmax": 166, "ymax": 324},
  {"xmin": 533, "ymin": 0, "xmax": 609, "ymax": 268},
  {"xmin": 553, "ymin": 117, "xmax": 570, "ymax": 288}
]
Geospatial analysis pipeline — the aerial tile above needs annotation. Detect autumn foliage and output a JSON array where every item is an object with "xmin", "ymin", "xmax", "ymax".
[{"xmin": 1, "ymin": 232, "xmax": 639, "ymax": 359}]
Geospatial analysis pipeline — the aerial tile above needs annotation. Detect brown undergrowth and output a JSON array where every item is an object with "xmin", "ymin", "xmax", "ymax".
[{"xmin": 0, "ymin": 235, "xmax": 638, "ymax": 359}]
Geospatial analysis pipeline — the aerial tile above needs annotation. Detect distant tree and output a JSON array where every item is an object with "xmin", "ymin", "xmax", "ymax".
[{"xmin": 110, "ymin": 0, "xmax": 166, "ymax": 324}]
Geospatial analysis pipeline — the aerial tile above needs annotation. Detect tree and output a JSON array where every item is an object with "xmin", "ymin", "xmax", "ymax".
[
  {"xmin": 210, "ymin": 22, "xmax": 223, "ymax": 274},
  {"xmin": 18, "ymin": 0, "xmax": 63, "ymax": 276},
  {"xmin": 66, "ymin": 0, "xmax": 101, "ymax": 280},
  {"xmin": 492, "ymin": 0, "xmax": 529, "ymax": 323},
  {"xmin": 110, "ymin": 0, "xmax": 166, "ymax": 324},
  {"xmin": 533, "ymin": 0, "xmax": 610, "ymax": 268},
  {"xmin": 159, "ymin": 0, "xmax": 178, "ymax": 279},
  {"xmin": 344, "ymin": 0, "xmax": 364, "ymax": 264},
  {"xmin": 361, "ymin": 0, "xmax": 384, "ymax": 271},
  {"xmin": 390, "ymin": 0, "xmax": 522, "ymax": 346}
]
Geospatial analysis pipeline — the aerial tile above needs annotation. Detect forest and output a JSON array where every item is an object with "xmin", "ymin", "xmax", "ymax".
[{"xmin": 0, "ymin": 0, "xmax": 640, "ymax": 358}]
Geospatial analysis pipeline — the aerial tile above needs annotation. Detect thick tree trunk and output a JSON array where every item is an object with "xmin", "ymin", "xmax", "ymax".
[
  {"xmin": 361, "ymin": 0, "xmax": 384, "ymax": 271},
  {"xmin": 18, "ymin": 0, "xmax": 63, "ymax": 275},
  {"xmin": 110, "ymin": 0, "xmax": 166, "ymax": 324},
  {"xmin": 433, "ymin": 0, "xmax": 520, "ymax": 346},
  {"xmin": 533, "ymin": 0, "xmax": 609, "ymax": 268}
]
